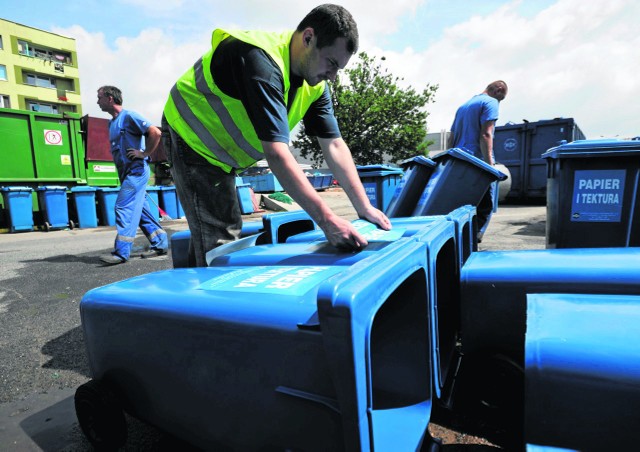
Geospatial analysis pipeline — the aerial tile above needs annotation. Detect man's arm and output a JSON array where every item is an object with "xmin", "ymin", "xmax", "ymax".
[
  {"xmin": 127, "ymin": 125, "xmax": 161, "ymax": 159},
  {"xmin": 262, "ymin": 140, "xmax": 371, "ymax": 250},
  {"xmin": 479, "ymin": 120, "xmax": 496, "ymax": 165},
  {"xmin": 318, "ymin": 136, "xmax": 391, "ymax": 229}
]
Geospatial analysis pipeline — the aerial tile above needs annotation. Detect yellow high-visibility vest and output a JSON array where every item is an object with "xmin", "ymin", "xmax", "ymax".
[{"xmin": 163, "ymin": 29, "xmax": 326, "ymax": 173}]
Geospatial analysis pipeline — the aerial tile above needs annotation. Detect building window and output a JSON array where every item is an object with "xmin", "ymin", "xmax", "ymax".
[
  {"xmin": 25, "ymin": 72, "xmax": 56, "ymax": 89},
  {"xmin": 18, "ymin": 40, "xmax": 32, "ymax": 56},
  {"xmin": 0, "ymin": 65, "xmax": 7, "ymax": 81},
  {"xmin": 27, "ymin": 100, "xmax": 58, "ymax": 114},
  {"xmin": 0, "ymin": 95, "xmax": 9, "ymax": 108},
  {"xmin": 0, "ymin": 35, "xmax": 4, "ymax": 50}
]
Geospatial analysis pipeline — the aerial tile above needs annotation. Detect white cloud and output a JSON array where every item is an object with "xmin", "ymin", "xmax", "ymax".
[
  {"xmin": 54, "ymin": 0, "xmax": 640, "ymax": 138},
  {"xmin": 377, "ymin": 0, "xmax": 640, "ymax": 137}
]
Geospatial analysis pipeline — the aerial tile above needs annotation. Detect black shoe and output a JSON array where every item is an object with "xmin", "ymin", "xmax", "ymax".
[
  {"xmin": 140, "ymin": 248, "xmax": 168, "ymax": 259},
  {"xmin": 100, "ymin": 254, "xmax": 126, "ymax": 265}
]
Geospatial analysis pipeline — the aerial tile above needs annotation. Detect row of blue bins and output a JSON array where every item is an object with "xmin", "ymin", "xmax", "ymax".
[{"xmin": 0, "ymin": 185, "xmax": 186, "ymax": 233}]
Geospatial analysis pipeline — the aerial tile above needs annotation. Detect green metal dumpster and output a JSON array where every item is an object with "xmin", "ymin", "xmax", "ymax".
[
  {"xmin": 0, "ymin": 108, "xmax": 86, "ymax": 185},
  {"xmin": 542, "ymin": 139, "xmax": 640, "ymax": 248}
]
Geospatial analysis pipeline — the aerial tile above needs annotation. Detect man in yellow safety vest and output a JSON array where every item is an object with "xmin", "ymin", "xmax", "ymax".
[{"xmin": 162, "ymin": 4, "xmax": 391, "ymax": 267}]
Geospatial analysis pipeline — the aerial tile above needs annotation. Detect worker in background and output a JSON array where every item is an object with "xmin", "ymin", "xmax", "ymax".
[
  {"xmin": 97, "ymin": 85, "xmax": 168, "ymax": 265},
  {"xmin": 161, "ymin": 4, "xmax": 391, "ymax": 267},
  {"xmin": 448, "ymin": 80, "xmax": 508, "ymax": 241}
]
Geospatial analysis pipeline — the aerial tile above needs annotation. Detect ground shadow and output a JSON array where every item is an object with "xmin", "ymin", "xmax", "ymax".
[{"xmin": 41, "ymin": 326, "xmax": 91, "ymax": 378}]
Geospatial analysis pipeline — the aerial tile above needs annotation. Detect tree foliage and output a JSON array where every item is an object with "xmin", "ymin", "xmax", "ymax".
[{"xmin": 293, "ymin": 52, "xmax": 438, "ymax": 167}]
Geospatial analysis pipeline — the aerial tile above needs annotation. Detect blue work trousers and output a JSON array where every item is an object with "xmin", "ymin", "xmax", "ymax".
[{"xmin": 113, "ymin": 165, "xmax": 168, "ymax": 260}]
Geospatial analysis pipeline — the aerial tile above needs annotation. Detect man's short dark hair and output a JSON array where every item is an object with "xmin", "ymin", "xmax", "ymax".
[
  {"xmin": 99, "ymin": 85, "xmax": 123, "ymax": 105},
  {"xmin": 297, "ymin": 4, "xmax": 359, "ymax": 53}
]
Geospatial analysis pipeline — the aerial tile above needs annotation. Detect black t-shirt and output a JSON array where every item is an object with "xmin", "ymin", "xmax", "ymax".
[{"xmin": 210, "ymin": 36, "xmax": 341, "ymax": 143}]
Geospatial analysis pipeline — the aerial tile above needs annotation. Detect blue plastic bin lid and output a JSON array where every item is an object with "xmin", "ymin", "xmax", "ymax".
[
  {"xmin": 36, "ymin": 185, "xmax": 67, "ymax": 191},
  {"xmin": 542, "ymin": 139, "xmax": 640, "ymax": 159},
  {"xmin": 158, "ymin": 185, "xmax": 176, "ymax": 190},
  {"xmin": 70, "ymin": 186, "xmax": 97, "ymax": 192},
  {"xmin": 0, "ymin": 186, "xmax": 33, "ymax": 192},
  {"xmin": 399, "ymin": 155, "xmax": 437, "ymax": 169},
  {"xmin": 96, "ymin": 186, "xmax": 120, "ymax": 192},
  {"xmin": 356, "ymin": 164, "xmax": 402, "ymax": 172},
  {"xmin": 146, "ymin": 185, "xmax": 161, "ymax": 192},
  {"xmin": 433, "ymin": 148, "xmax": 508, "ymax": 181}
]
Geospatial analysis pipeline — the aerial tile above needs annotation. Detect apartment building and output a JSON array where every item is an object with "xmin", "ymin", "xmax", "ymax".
[{"xmin": 0, "ymin": 18, "xmax": 81, "ymax": 115}]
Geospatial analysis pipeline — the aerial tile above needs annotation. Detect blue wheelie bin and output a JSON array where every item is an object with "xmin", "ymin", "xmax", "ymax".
[
  {"xmin": 36, "ymin": 186, "xmax": 71, "ymax": 231},
  {"xmin": 542, "ymin": 138, "xmax": 640, "ymax": 248},
  {"xmin": 357, "ymin": 165, "xmax": 404, "ymax": 212},
  {"xmin": 413, "ymin": 148, "xmax": 507, "ymax": 216},
  {"xmin": 96, "ymin": 187, "xmax": 119, "ymax": 226},
  {"xmin": 69, "ymin": 186, "xmax": 98, "ymax": 228},
  {"xmin": 385, "ymin": 156, "xmax": 437, "ymax": 218},
  {"xmin": 158, "ymin": 186, "xmax": 178, "ymax": 219},
  {"xmin": 77, "ymin": 238, "xmax": 437, "ymax": 451},
  {"xmin": 0, "ymin": 186, "xmax": 34, "ymax": 232}
]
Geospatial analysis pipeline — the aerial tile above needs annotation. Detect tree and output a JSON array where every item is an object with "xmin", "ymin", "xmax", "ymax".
[{"xmin": 293, "ymin": 52, "xmax": 438, "ymax": 167}]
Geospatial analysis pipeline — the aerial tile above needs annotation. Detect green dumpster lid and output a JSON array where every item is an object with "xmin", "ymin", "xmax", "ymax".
[{"xmin": 542, "ymin": 139, "xmax": 640, "ymax": 159}]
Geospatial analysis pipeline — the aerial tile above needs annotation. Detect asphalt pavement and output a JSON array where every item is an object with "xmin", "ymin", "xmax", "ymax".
[{"xmin": 0, "ymin": 188, "xmax": 546, "ymax": 451}]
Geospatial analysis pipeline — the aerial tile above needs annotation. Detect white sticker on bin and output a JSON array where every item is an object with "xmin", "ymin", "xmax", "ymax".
[
  {"xmin": 351, "ymin": 220, "xmax": 406, "ymax": 242},
  {"xmin": 197, "ymin": 266, "xmax": 344, "ymax": 296}
]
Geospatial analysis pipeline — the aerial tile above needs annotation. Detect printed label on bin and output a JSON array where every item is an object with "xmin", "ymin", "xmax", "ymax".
[
  {"xmin": 571, "ymin": 169, "xmax": 625, "ymax": 222},
  {"xmin": 352, "ymin": 220, "xmax": 406, "ymax": 242},
  {"xmin": 363, "ymin": 182, "xmax": 378, "ymax": 205},
  {"xmin": 197, "ymin": 266, "xmax": 344, "ymax": 296}
]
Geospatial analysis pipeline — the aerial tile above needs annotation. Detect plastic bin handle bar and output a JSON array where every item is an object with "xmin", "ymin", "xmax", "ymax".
[{"xmin": 275, "ymin": 386, "xmax": 340, "ymax": 413}]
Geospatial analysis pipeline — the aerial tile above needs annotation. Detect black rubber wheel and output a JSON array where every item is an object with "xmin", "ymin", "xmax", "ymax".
[
  {"xmin": 74, "ymin": 379, "xmax": 127, "ymax": 451},
  {"xmin": 44, "ymin": 221, "xmax": 51, "ymax": 232},
  {"xmin": 69, "ymin": 220, "xmax": 75, "ymax": 230}
]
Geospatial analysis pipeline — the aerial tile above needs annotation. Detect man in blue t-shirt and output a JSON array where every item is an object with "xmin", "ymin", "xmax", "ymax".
[
  {"xmin": 97, "ymin": 85, "xmax": 168, "ymax": 265},
  {"xmin": 448, "ymin": 80, "xmax": 508, "ymax": 240}
]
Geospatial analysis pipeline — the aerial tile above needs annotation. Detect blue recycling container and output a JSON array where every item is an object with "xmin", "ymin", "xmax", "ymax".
[
  {"xmin": 78, "ymin": 238, "xmax": 434, "ymax": 451},
  {"xmin": 385, "ymin": 156, "xmax": 437, "ymax": 218},
  {"xmin": 0, "ymin": 186, "xmax": 34, "ymax": 232},
  {"xmin": 236, "ymin": 183, "xmax": 254, "ymax": 214},
  {"xmin": 413, "ymin": 148, "xmax": 507, "ymax": 216},
  {"xmin": 243, "ymin": 173, "xmax": 283, "ymax": 192},
  {"xmin": 525, "ymin": 293, "xmax": 640, "ymax": 451},
  {"xmin": 542, "ymin": 139, "xmax": 640, "ymax": 248},
  {"xmin": 460, "ymin": 247, "xmax": 640, "ymax": 362},
  {"xmin": 208, "ymin": 215, "xmax": 462, "ymax": 404},
  {"xmin": 446, "ymin": 205, "xmax": 478, "ymax": 264},
  {"xmin": 146, "ymin": 186, "xmax": 161, "ymax": 220},
  {"xmin": 158, "ymin": 186, "xmax": 178, "ymax": 219},
  {"xmin": 322, "ymin": 174, "xmax": 333, "ymax": 188},
  {"xmin": 96, "ymin": 187, "xmax": 119, "ymax": 226},
  {"xmin": 357, "ymin": 165, "xmax": 404, "ymax": 212},
  {"xmin": 36, "ymin": 186, "xmax": 70, "ymax": 231},
  {"xmin": 69, "ymin": 186, "xmax": 98, "ymax": 228}
]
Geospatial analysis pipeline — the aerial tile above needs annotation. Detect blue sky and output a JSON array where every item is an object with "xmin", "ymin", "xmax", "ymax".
[{"xmin": 2, "ymin": 0, "xmax": 639, "ymax": 139}]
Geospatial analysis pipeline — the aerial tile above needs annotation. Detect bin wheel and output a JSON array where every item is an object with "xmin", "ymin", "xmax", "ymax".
[
  {"xmin": 44, "ymin": 222, "xmax": 51, "ymax": 232},
  {"xmin": 69, "ymin": 220, "xmax": 75, "ymax": 230},
  {"xmin": 74, "ymin": 379, "xmax": 127, "ymax": 450}
]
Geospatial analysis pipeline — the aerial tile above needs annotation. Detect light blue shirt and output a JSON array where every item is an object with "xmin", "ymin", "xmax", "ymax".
[{"xmin": 449, "ymin": 93, "xmax": 499, "ymax": 158}]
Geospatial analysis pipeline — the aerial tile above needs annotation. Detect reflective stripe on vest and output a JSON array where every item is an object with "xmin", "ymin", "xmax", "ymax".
[{"xmin": 164, "ymin": 29, "xmax": 325, "ymax": 172}]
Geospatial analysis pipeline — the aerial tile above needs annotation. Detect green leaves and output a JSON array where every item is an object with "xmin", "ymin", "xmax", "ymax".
[{"xmin": 294, "ymin": 52, "xmax": 438, "ymax": 166}]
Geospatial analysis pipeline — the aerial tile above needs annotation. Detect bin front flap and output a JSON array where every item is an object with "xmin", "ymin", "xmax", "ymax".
[{"xmin": 542, "ymin": 139, "xmax": 640, "ymax": 159}]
